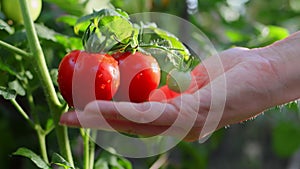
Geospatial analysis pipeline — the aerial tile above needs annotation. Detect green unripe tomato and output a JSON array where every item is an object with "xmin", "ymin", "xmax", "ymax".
[
  {"xmin": 2, "ymin": 0, "xmax": 42, "ymax": 23},
  {"xmin": 167, "ymin": 69, "xmax": 192, "ymax": 93}
]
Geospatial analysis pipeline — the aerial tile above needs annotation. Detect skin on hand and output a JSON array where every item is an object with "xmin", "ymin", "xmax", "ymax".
[{"xmin": 60, "ymin": 31, "xmax": 300, "ymax": 142}]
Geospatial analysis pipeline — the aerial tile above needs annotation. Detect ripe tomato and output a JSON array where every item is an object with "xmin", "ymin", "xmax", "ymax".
[
  {"xmin": 167, "ymin": 69, "xmax": 192, "ymax": 93},
  {"xmin": 112, "ymin": 52, "xmax": 161, "ymax": 102},
  {"xmin": 1, "ymin": 0, "xmax": 42, "ymax": 23},
  {"xmin": 57, "ymin": 50, "xmax": 120, "ymax": 109}
]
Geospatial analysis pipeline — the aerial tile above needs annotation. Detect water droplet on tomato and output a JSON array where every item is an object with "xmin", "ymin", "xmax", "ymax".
[{"xmin": 100, "ymin": 84, "xmax": 106, "ymax": 89}]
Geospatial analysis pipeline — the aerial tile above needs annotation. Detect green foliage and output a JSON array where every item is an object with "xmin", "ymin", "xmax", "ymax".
[
  {"xmin": 1, "ymin": 0, "xmax": 300, "ymax": 169},
  {"xmin": 13, "ymin": 148, "xmax": 51, "ymax": 169},
  {"xmin": 0, "ymin": 86, "xmax": 17, "ymax": 99},
  {"xmin": 272, "ymin": 121, "xmax": 300, "ymax": 157},
  {"xmin": 94, "ymin": 148, "xmax": 132, "ymax": 169},
  {"xmin": 51, "ymin": 153, "xmax": 75, "ymax": 169}
]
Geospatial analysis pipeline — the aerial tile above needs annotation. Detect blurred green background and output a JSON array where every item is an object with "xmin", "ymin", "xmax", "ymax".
[{"xmin": 1, "ymin": 0, "xmax": 300, "ymax": 168}]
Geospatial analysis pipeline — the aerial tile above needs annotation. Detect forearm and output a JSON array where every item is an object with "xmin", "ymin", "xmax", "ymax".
[{"xmin": 257, "ymin": 31, "xmax": 300, "ymax": 106}]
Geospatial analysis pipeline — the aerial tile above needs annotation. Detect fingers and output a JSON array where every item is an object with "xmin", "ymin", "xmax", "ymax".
[
  {"xmin": 60, "ymin": 93, "xmax": 202, "ymax": 138},
  {"xmin": 60, "ymin": 111, "xmax": 171, "ymax": 135},
  {"xmin": 61, "ymin": 100, "xmax": 180, "ymax": 127},
  {"xmin": 59, "ymin": 101, "xmax": 199, "ymax": 140},
  {"xmin": 60, "ymin": 111, "xmax": 200, "ymax": 140}
]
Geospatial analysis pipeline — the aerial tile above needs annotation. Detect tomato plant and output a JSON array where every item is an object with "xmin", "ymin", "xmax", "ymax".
[
  {"xmin": 57, "ymin": 50, "xmax": 120, "ymax": 109},
  {"xmin": 112, "ymin": 51, "xmax": 161, "ymax": 102},
  {"xmin": 0, "ymin": 5, "xmax": 195, "ymax": 169},
  {"xmin": 1, "ymin": 0, "xmax": 42, "ymax": 23}
]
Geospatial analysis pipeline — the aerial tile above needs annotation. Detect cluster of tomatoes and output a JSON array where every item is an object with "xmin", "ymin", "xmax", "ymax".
[
  {"xmin": 56, "ymin": 12, "xmax": 195, "ymax": 109},
  {"xmin": 57, "ymin": 49, "xmax": 162, "ymax": 109},
  {"xmin": 1, "ymin": 1, "xmax": 192, "ymax": 109}
]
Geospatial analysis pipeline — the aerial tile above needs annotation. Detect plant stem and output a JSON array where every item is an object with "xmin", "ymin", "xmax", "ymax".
[
  {"xmin": 150, "ymin": 153, "xmax": 168, "ymax": 169},
  {"xmin": 10, "ymin": 98, "xmax": 34, "ymax": 127},
  {"xmin": 36, "ymin": 130, "xmax": 49, "ymax": 163},
  {"xmin": 89, "ymin": 130, "xmax": 97, "ymax": 169},
  {"xmin": 11, "ymin": 98, "xmax": 49, "ymax": 163},
  {"xmin": 28, "ymin": 90, "xmax": 53, "ymax": 164},
  {"xmin": 27, "ymin": 91, "xmax": 40, "ymax": 125},
  {"xmin": 19, "ymin": 0, "xmax": 74, "ymax": 166},
  {"xmin": 0, "ymin": 40, "xmax": 31, "ymax": 58},
  {"xmin": 18, "ymin": 0, "xmax": 61, "ymax": 109},
  {"xmin": 81, "ymin": 129, "xmax": 90, "ymax": 169}
]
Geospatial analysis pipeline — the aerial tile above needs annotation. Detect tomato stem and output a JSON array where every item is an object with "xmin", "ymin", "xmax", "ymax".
[
  {"xmin": 81, "ymin": 129, "xmax": 90, "ymax": 169},
  {"xmin": 0, "ymin": 40, "xmax": 31, "ymax": 58},
  {"xmin": 11, "ymin": 97, "xmax": 50, "ymax": 163},
  {"xmin": 89, "ymin": 130, "xmax": 97, "ymax": 169},
  {"xmin": 36, "ymin": 128, "xmax": 49, "ymax": 163},
  {"xmin": 10, "ymin": 99, "xmax": 34, "ymax": 127},
  {"xmin": 19, "ymin": 0, "xmax": 74, "ymax": 166}
]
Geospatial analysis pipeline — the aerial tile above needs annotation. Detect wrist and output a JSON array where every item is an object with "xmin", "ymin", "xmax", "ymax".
[{"xmin": 255, "ymin": 32, "xmax": 300, "ymax": 106}]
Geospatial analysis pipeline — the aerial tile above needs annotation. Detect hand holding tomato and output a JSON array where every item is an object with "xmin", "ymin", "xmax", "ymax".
[
  {"xmin": 60, "ymin": 33, "xmax": 300, "ymax": 142},
  {"xmin": 59, "ymin": 47, "xmax": 258, "ymax": 141}
]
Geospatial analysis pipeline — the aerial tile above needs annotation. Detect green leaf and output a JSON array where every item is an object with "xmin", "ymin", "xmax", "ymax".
[
  {"xmin": 272, "ymin": 121, "xmax": 300, "ymax": 157},
  {"xmin": 0, "ymin": 61, "xmax": 18, "ymax": 77},
  {"xmin": 94, "ymin": 148, "xmax": 132, "ymax": 169},
  {"xmin": 8, "ymin": 80, "xmax": 26, "ymax": 96},
  {"xmin": 82, "ymin": 15, "xmax": 137, "ymax": 53},
  {"xmin": 138, "ymin": 23, "xmax": 192, "ymax": 70},
  {"xmin": 74, "ymin": 8, "xmax": 129, "ymax": 34},
  {"xmin": 56, "ymin": 15, "xmax": 79, "ymax": 27},
  {"xmin": 139, "ymin": 23, "xmax": 190, "ymax": 56},
  {"xmin": 285, "ymin": 101, "xmax": 299, "ymax": 113},
  {"xmin": 0, "ymin": 86, "xmax": 17, "ymax": 100},
  {"xmin": 55, "ymin": 35, "xmax": 83, "ymax": 51},
  {"xmin": 51, "ymin": 153, "xmax": 74, "ymax": 169},
  {"xmin": 34, "ymin": 24, "xmax": 82, "ymax": 51},
  {"xmin": 225, "ymin": 29, "xmax": 249, "ymax": 43},
  {"xmin": 98, "ymin": 16, "xmax": 135, "ymax": 42},
  {"xmin": 25, "ymin": 70, "xmax": 33, "ymax": 80},
  {"xmin": 250, "ymin": 25, "xmax": 289, "ymax": 47},
  {"xmin": 0, "ymin": 19, "xmax": 14, "ymax": 34},
  {"xmin": 13, "ymin": 147, "xmax": 50, "ymax": 169},
  {"xmin": 3, "ymin": 30, "xmax": 27, "ymax": 46},
  {"xmin": 43, "ymin": 0, "xmax": 87, "ymax": 16},
  {"xmin": 267, "ymin": 25, "xmax": 289, "ymax": 39},
  {"xmin": 153, "ymin": 28, "xmax": 190, "ymax": 57},
  {"xmin": 35, "ymin": 24, "xmax": 57, "ymax": 42}
]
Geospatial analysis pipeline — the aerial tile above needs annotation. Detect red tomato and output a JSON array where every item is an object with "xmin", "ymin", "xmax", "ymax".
[
  {"xmin": 112, "ymin": 52, "xmax": 161, "ymax": 102},
  {"xmin": 57, "ymin": 50, "xmax": 120, "ymax": 109}
]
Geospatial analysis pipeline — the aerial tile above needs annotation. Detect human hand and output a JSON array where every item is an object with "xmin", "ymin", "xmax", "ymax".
[{"xmin": 60, "ymin": 45, "xmax": 288, "ymax": 142}]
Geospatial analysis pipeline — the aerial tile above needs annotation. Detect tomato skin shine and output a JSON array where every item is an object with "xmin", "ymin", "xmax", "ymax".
[
  {"xmin": 113, "ymin": 52, "xmax": 161, "ymax": 103},
  {"xmin": 58, "ymin": 50, "xmax": 120, "ymax": 109}
]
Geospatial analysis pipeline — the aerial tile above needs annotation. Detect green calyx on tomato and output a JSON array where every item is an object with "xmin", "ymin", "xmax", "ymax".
[{"xmin": 1, "ymin": 0, "xmax": 42, "ymax": 23}]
